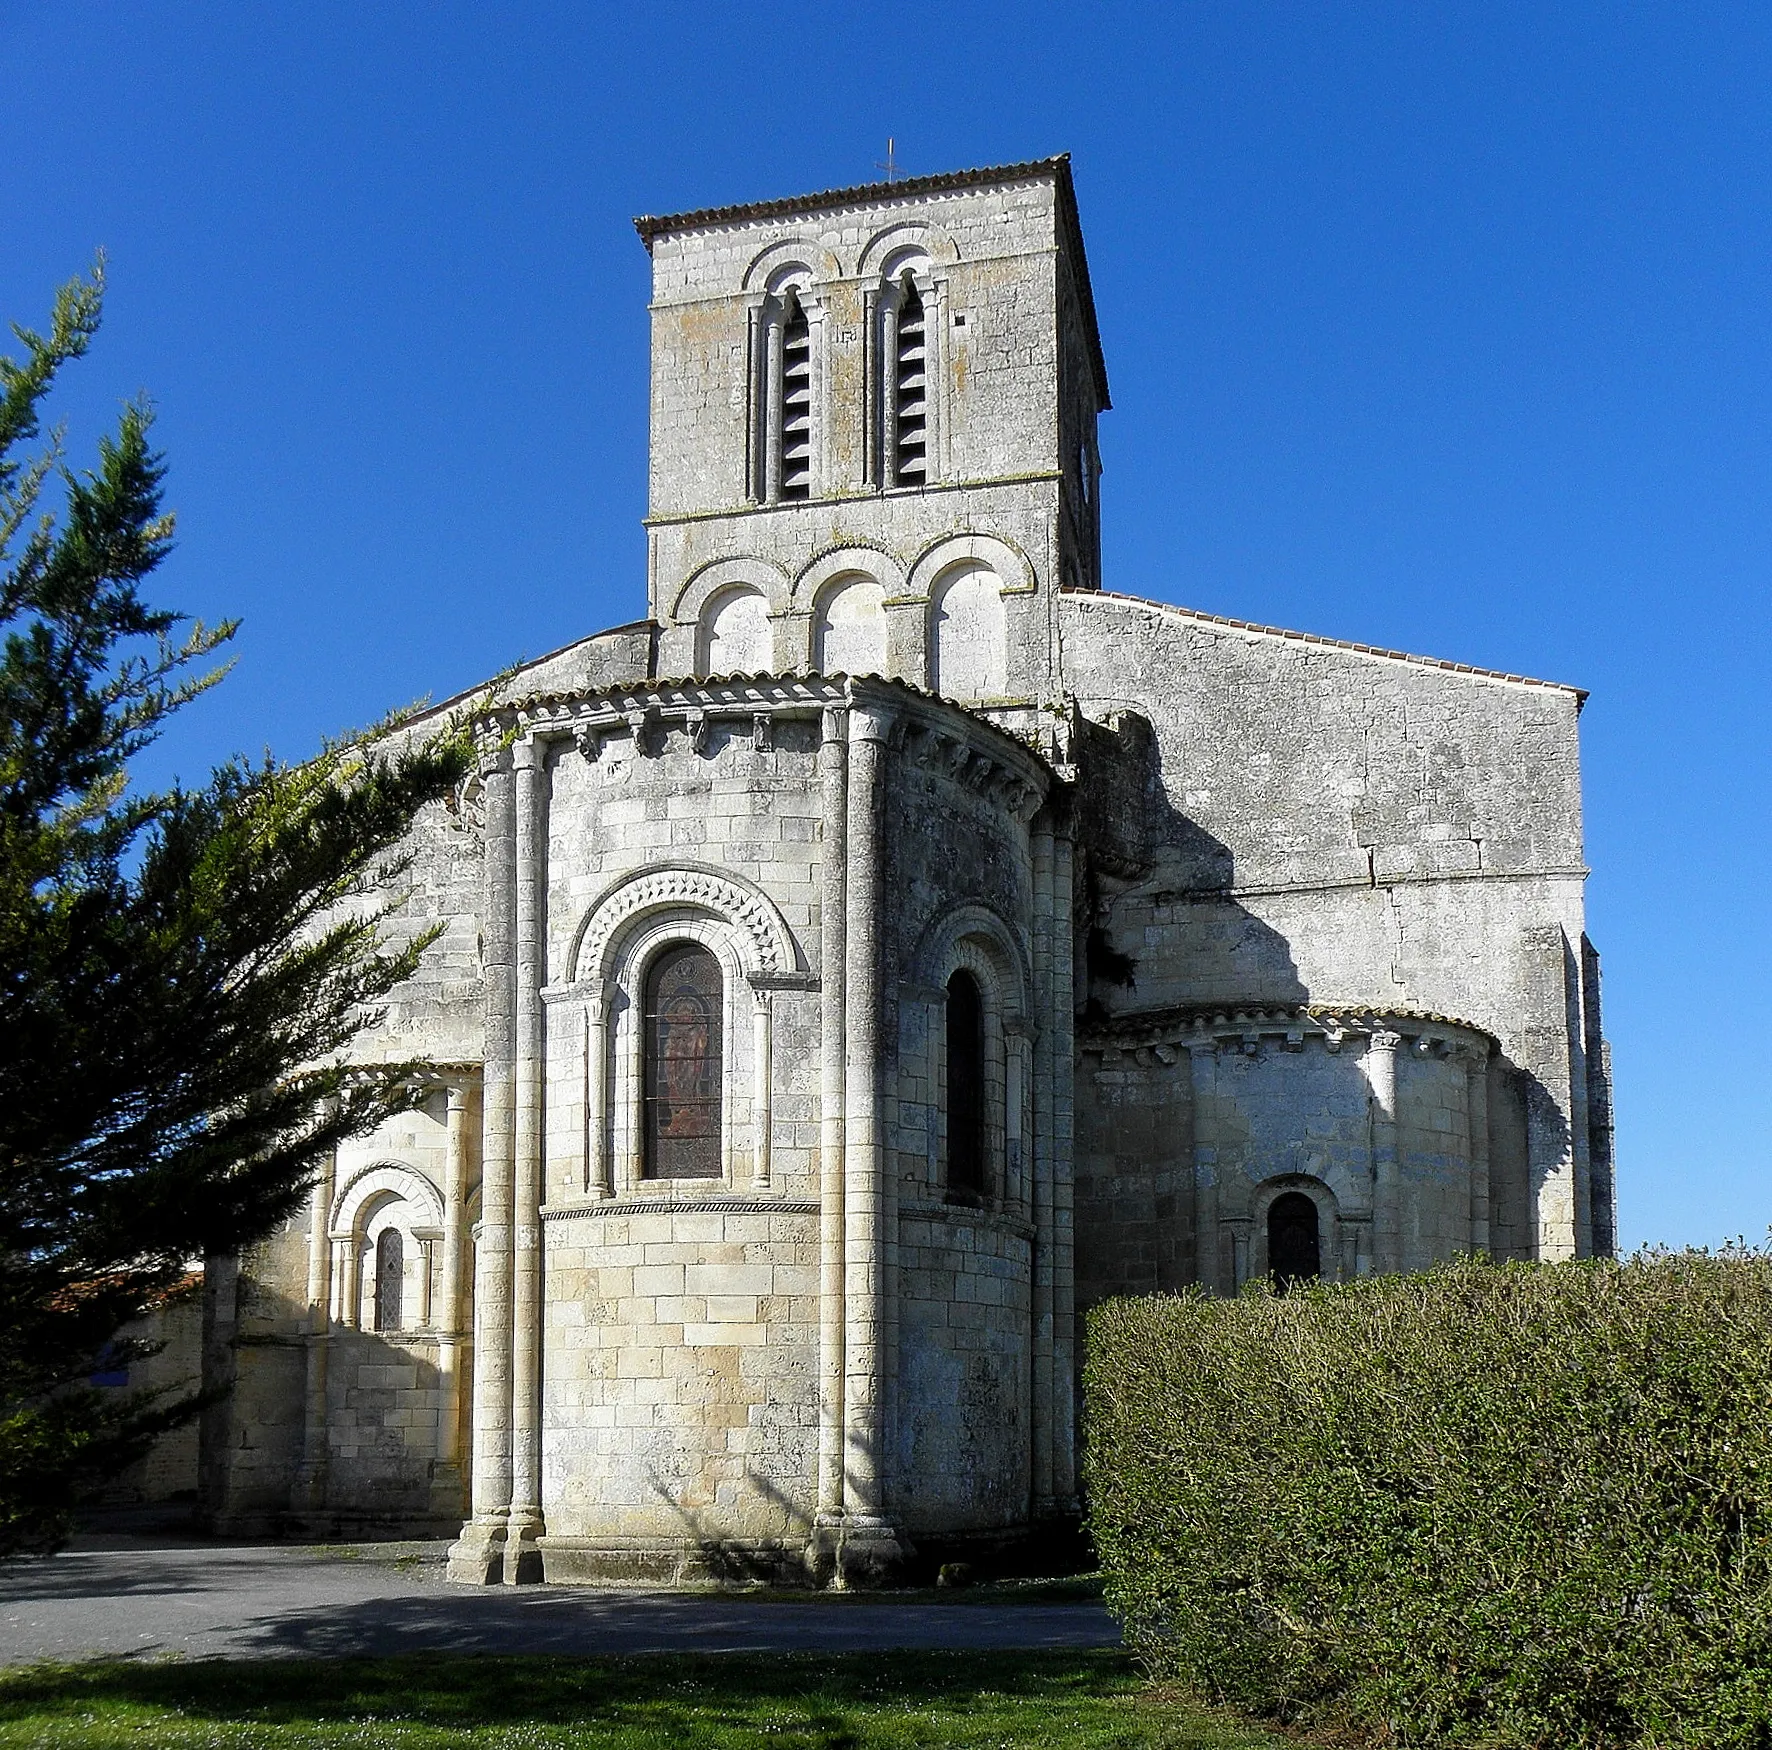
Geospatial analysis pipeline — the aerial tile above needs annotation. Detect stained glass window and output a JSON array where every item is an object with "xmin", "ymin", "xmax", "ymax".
[
  {"xmin": 374, "ymin": 1227, "xmax": 404, "ymax": 1331},
  {"xmin": 644, "ymin": 944, "xmax": 724, "ymax": 1180}
]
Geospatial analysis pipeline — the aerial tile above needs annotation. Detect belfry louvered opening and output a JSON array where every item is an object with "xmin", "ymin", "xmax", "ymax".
[
  {"xmin": 778, "ymin": 294, "xmax": 812, "ymax": 501},
  {"xmin": 892, "ymin": 276, "xmax": 928, "ymax": 486}
]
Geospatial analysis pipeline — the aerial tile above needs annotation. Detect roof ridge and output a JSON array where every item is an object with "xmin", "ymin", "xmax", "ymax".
[
  {"xmin": 634, "ymin": 157, "xmax": 1072, "ymax": 247},
  {"xmin": 1064, "ymin": 587, "xmax": 1586, "ymax": 701}
]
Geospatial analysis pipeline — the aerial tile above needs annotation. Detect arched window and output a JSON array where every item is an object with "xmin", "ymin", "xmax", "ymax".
[
  {"xmin": 812, "ymin": 573, "xmax": 887, "ymax": 675},
  {"xmin": 700, "ymin": 585, "xmax": 771, "ymax": 675},
  {"xmin": 778, "ymin": 294, "xmax": 812, "ymax": 502},
  {"xmin": 930, "ymin": 563, "xmax": 1007, "ymax": 701},
  {"xmin": 893, "ymin": 275, "xmax": 927, "ymax": 487},
  {"xmin": 1268, "ymin": 1192, "xmax": 1321, "ymax": 1288},
  {"xmin": 946, "ymin": 969, "xmax": 987, "ymax": 1205},
  {"xmin": 644, "ymin": 944, "xmax": 724, "ymax": 1180},
  {"xmin": 374, "ymin": 1227, "xmax": 404, "ymax": 1331}
]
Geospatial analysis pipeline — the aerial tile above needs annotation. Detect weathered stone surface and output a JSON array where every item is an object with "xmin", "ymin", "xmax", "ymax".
[{"xmin": 119, "ymin": 159, "xmax": 1609, "ymax": 1581}]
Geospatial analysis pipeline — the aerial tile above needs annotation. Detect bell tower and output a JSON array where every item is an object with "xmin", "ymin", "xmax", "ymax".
[{"xmin": 635, "ymin": 157, "xmax": 1110, "ymax": 721}]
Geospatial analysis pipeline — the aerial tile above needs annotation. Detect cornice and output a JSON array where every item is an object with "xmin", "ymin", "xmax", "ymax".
[{"xmin": 1079, "ymin": 1001, "xmax": 1496, "ymax": 1062}]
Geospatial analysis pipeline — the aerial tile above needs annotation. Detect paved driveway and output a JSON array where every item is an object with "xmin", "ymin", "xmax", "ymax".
[{"xmin": 0, "ymin": 1544, "xmax": 1119, "ymax": 1665}]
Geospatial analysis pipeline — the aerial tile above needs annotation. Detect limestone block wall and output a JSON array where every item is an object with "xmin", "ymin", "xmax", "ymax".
[
  {"xmin": 439, "ymin": 674, "xmax": 1060, "ymax": 1581},
  {"xmin": 1073, "ymin": 1058, "xmax": 1193, "ymax": 1309},
  {"xmin": 200, "ymin": 1081, "xmax": 481, "ymax": 1536},
  {"xmin": 541, "ymin": 1204, "xmax": 820, "ymax": 1566},
  {"xmin": 199, "ymin": 1223, "xmax": 308, "ymax": 1533},
  {"xmin": 643, "ymin": 173, "xmax": 1072, "ymax": 520},
  {"xmin": 893, "ymin": 1209, "xmax": 1033, "ymax": 1534},
  {"xmin": 1077, "ymin": 1008, "xmax": 1511, "ymax": 1300},
  {"xmin": 649, "ymin": 488, "xmax": 1067, "ymax": 712},
  {"xmin": 94, "ymin": 1287, "xmax": 204, "ymax": 1506},
  {"xmin": 641, "ymin": 162, "xmax": 1108, "ymax": 715},
  {"xmin": 1059, "ymin": 589, "xmax": 1610, "ymax": 1261}
]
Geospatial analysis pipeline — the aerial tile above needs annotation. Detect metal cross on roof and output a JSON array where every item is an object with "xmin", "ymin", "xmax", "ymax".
[{"xmin": 875, "ymin": 138, "xmax": 901, "ymax": 182}]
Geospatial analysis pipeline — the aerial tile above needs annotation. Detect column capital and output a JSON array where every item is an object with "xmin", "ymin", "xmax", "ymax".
[{"xmin": 847, "ymin": 700, "xmax": 896, "ymax": 744}]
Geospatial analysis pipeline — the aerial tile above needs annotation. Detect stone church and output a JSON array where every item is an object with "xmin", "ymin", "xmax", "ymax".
[{"xmin": 173, "ymin": 158, "xmax": 1613, "ymax": 1584}]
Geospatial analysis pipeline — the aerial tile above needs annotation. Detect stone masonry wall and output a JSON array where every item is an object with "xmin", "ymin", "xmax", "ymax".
[{"xmin": 1061, "ymin": 590, "xmax": 1602, "ymax": 1261}]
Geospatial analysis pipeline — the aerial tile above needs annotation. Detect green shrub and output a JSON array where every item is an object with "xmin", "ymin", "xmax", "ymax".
[{"xmin": 1084, "ymin": 1254, "xmax": 1772, "ymax": 1747}]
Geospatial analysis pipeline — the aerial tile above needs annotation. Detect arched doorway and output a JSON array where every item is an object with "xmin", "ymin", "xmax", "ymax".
[{"xmin": 1267, "ymin": 1191, "xmax": 1321, "ymax": 1287}]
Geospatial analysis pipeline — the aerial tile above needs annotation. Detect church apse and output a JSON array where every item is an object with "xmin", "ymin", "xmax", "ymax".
[{"xmin": 170, "ymin": 157, "xmax": 1607, "ymax": 1580}]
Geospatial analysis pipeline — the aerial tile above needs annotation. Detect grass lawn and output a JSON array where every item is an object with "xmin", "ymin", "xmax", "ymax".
[{"xmin": 0, "ymin": 1650, "xmax": 1286, "ymax": 1748}]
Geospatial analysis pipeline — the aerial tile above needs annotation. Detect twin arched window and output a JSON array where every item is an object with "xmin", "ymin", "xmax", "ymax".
[
  {"xmin": 750, "ymin": 268, "xmax": 941, "ymax": 505},
  {"xmin": 643, "ymin": 944, "xmax": 724, "ymax": 1180}
]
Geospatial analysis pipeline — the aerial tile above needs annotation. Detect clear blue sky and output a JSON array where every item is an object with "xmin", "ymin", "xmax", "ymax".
[{"xmin": 4, "ymin": 3, "xmax": 1767, "ymax": 1252}]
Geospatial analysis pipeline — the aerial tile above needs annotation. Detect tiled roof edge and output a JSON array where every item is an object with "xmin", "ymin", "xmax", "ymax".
[{"xmin": 634, "ymin": 157, "xmax": 1070, "ymax": 246}]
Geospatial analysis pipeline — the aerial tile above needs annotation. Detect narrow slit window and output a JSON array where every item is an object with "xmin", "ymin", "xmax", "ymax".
[
  {"xmin": 946, "ymin": 969, "xmax": 986, "ymax": 1204},
  {"xmin": 893, "ymin": 277, "xmax": 927, "ymax": 486},
  {"xmin": 644, "ymin": 944, "xmax": 724, "ymax": 1180},
  {"xmin": 779, "ymin": 296, "xmax": 812, "ymax": 501},
  {"xmin": 374, "ymin": 1228, "xmax": 404, "ymax": 1331}
]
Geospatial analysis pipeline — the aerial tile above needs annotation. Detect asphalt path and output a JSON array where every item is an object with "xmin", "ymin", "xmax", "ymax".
[{"xmin": 0, "ymin": 1543, "xmax": 1120, "ymax": 1665}]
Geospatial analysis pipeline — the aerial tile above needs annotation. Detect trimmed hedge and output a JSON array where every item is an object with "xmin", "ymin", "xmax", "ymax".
[{"xmin": 1084, "ymin": 1255, "xmax": 1772, "ymax": 1748}]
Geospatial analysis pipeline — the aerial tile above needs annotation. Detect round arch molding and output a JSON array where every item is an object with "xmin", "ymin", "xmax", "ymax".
[
  {"xmin": 570, "ymin": 864, "xmax": 801, "ymax": 989},
  {"xmin": 1248, "ymin": 1174, "xmax": 1344, "ymax": 1284},
  {"xmin": 329, "ymin": 1160, "xmax": 445, "ymax": 1242},
  {"xmin": 912, "ymin": 901, "xmax": 1032, "ymax": 1020},
  {"xmin": 741, "ymin": 236, "xmax": 844, "ymax": 293},
  {"xmin": 905, "ymin": 532, "xmax": 1039, "ymax": 602},
  {"xmin": 670, "ymin": 556, "xmax": 792, "ymax": 626},
  {"xmin": 857, "ymin": 220, "xmax": 961, "ymax": 278}
]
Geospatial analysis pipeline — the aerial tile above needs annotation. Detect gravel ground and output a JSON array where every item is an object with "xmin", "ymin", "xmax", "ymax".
[{"xmin": 0, "ymin": 1543, "xmax": 1120, "ymax": 1665}]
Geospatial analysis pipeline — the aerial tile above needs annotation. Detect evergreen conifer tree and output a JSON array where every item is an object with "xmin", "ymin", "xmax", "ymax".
[{"xmin": 0, "ymin": 266, "xmax": 473, "ymax": 1554}]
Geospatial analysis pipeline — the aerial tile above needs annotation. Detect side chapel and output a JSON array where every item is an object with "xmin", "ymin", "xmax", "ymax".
[{"xmin": 174, "ymin": 160, "xmax": 1613, "ymax": 1583}]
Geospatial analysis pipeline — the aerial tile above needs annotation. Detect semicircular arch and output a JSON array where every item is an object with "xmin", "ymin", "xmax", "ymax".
[
  {"xmin": 858, "ymin": 221, "xmax": 960, "ymax": 278},
  {"xmin": 330, "ymin": 1161, "xmax": 444, "ymax": 1242},
  {"xmin": 671, "ymin": 556, "xmax": 791, "ymax": 625},
  {"xmin": 742, "ymin": 237, "xmax": 844, "ymax": 293},
  {"xmin": 570, "ymin": 862, "xmax": 801, "ymax": 988},
  {"xmin": 912, "ymin": 901, "xmax": 1031, "ymax": 1020},
  {"xmin": 905, "ymin": 532, "xmax": 1037, "ymax": 603}
]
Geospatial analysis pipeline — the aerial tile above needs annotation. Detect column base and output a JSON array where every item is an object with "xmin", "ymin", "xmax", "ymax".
[
  {"xmin": 290, "ymin": 1462, "xmax": 328, "ymax": 1516},
  {"xmin": 445, "ymin": 1516, "xmax": 508, "ymax": 1585},
  {"xmin": 502, "ymin": 1508, "xmax": 546, "ymax": 1585},
  {"xmin": 427, "ymin": 1461, "xmax": 467, "ymax": 1520},
  {"xmin": 810, "ymin": 1513, "xmax": 905, "ymax": 1589}
]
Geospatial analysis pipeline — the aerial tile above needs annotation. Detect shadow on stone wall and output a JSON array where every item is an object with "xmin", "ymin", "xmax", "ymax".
[
  {"xmin": 646, "ymin": 1462, "xmax": 814, "ymax": 1584},
  {"xmin": 1073, "ymin": 708, "xmax": 1307, "ymax": 1017},
  {"xmin": 203, "ymin": 1260, "xmax": 463, "ymax": 1538}
]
